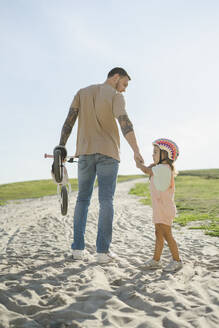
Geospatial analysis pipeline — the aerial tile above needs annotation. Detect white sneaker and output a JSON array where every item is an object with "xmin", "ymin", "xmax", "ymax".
[
  {"xmin": 72, "ymin": 249, "xmax": 84, "ymax": 260},
  {"xmin": 144, "ymin": 259, "xmax": 162, "ymax": 269},
  {"xmin": 97, "ymin": 251, "xmax": 118, "ymax": 264},
  {"xmin": 163, "ymin": 260, "xmax": 183, "ymax": 272}
]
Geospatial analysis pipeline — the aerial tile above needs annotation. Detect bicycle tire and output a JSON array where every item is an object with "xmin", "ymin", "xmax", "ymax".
[
  {"xmin": 54, "ymin": 149, "xmax": 63, "ymax": 183},
  {"xmin": 61, "ymin": 185, "xmax": 68, "ymax": 215}
]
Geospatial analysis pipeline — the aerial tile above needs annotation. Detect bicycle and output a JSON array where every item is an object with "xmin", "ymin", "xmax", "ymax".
[{"xmin": 44, "ymin": 146, "xmax": 77, "ymax": 215}]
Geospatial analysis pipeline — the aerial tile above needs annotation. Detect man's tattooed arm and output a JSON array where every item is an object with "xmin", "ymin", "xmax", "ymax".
[
  {"xmin": 118, "ymin": 114, "xmax": 144, "ymax": 164},
  {"xmin": 118, "ymin": 115, "xmax": 134, "ymax": 136},
  {"xmin": 59, "ymin": 107, "xmax": 79, "ymax": 145}
]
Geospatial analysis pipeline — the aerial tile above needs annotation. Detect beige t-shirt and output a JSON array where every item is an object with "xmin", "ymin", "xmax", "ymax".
[{"xmin": 71, "ymin": 83, "xmax": 127, "ymax": 161}]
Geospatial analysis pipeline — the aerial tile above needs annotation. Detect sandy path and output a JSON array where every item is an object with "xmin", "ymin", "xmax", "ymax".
[{"xmin": 0, "ymin": 179, "xmax": 219, "ymax": 328}]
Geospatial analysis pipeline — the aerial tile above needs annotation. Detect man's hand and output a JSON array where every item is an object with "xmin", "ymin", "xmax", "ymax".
[
  {"xmin": 53, "ymin": 145, "xmax": 67, "ymax": 160},
  {"xmin": 134, "ymin": 151, "xmax": 144, "ymax": 165}
]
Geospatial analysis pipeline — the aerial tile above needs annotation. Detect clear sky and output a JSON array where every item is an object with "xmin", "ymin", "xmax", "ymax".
[{"xmin": 0, "ymin": 0, "xmax": 218, "ymax": 184}]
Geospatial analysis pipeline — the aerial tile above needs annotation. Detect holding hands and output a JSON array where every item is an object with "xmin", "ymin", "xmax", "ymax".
[
  {"xmin": 134, "ymin": 151, "xmax": 144, "ymax": 166},
  {"xmin": 135, "ymin": 155, "xmax": 155, "ymax": 176}
]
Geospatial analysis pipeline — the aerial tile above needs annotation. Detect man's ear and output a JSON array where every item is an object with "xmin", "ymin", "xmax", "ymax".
[{"xmin": 113, "ymin": 73, "xmax": 120, "ymax": 81}]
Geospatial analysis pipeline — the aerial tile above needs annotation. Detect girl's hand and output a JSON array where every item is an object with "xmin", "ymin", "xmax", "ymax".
[
  {"xmin": 136, "ymin": 162, "xmax": 153, "ymax": 176},
  {"xmin": 136, "ymin": 162, "xmax": 145, "ymax": 170}
]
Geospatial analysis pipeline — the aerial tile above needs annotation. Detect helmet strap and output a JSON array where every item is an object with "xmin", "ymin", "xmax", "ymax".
[
  {"xmin": 159, "ymin": 158, "xmax": 166, "ymax": 164},
  {"xmin": 159, "ymin": 151, "xmax": 168, "ymax": 164},
  {"xmin": 159, "ymin": 150, "xmax": 163, "ymax": 164}
]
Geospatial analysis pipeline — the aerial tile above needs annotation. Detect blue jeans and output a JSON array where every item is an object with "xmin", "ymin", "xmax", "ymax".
[{"xmin": 71, "ymin": 153, "xmax": 119, "ymax": 253}]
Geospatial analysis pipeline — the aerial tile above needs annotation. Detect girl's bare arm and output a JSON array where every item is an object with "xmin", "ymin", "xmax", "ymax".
[{"xmin": 136, "ymin": 162, "xmax": 153, "ymax": 176}]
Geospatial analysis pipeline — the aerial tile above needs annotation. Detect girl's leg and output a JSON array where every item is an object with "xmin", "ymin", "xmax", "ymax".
[
  {"xmin": 153, "ymin": 224, "xmax": 165, "ymax": 261},
  {"xmin": 161, "ymin": 224, "xmax": 180, "ymax": 261}
]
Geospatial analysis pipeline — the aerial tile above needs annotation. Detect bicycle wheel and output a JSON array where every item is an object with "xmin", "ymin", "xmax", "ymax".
[
  {"xmin": 61, "ymin": 185, "xmax": 68, "ymax": 215},
  {"xmin": 53, "ymin": 149, "xmax": 63, "ymax": 183}
]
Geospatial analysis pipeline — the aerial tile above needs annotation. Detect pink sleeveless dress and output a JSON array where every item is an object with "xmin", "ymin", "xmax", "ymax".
[{"xmin": 149, "ymin": 164, "xmax": 176, "ymax": 226}]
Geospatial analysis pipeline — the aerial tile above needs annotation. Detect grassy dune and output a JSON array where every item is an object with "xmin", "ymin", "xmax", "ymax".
[
  {"xmin": 0, "ymin": 175, "xmax": 143, "ymax": 206},
  {"xmin": 129, "ymin": 169, "xmax": 219, "ymax": 237},
  {"xmin": 179, "ymin": 168, "xmax": 219, "ymax": 179},
  {"xmin": 0, "ymin": 179, "xmax": 78, "ymax": 205}
]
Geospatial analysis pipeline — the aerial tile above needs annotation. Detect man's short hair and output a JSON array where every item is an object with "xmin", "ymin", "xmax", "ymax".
[{"xmin": 107, "ymin": 67, "xmax": 131, "ymax": 80}]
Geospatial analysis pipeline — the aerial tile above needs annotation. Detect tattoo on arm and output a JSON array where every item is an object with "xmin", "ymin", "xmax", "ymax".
[
  {"xmin": 118, "ymin": 115, "xmax": 134, "ymax": 136},
  {"xmin": 59, "ymin": 107, "xmax": 79, "ymax": 145}
]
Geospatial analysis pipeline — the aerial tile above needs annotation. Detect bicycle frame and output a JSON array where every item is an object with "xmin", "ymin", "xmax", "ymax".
[{"xmin": 44, "ymin": 152, "xmax": 77, "ymax": 215}]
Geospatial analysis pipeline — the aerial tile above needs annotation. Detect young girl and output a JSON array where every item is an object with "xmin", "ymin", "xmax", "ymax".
[{"xmin": 137, "ymin": 138, "xmax": 182, "ymax": 272}]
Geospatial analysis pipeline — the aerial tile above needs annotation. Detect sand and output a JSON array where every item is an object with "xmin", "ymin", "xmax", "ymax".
[{"xmin": 0, "ymin": 178, "xmax": 219, "ymax": 328}]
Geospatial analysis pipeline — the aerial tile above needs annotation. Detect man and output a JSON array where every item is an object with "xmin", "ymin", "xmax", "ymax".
[{"xmin": 58, "ymin": 67, "xmax": 143, "ymax": 263}]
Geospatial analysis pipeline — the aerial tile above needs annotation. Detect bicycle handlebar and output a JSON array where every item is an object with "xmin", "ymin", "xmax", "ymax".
[{"xmin": 44, "ymin": 153, "xmax": 77, "ymax": 162}]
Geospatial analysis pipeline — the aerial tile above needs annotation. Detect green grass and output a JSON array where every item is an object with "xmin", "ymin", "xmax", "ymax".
[
  {"xmin": 0, "ymin": 179, "xmax": 79, "ymax": 205},
  {"xmin": 179, "ymin": 168, "xmax": 219, "ymax": 179},
  {"xmin": 0, "ymin": 174, "xmax": 143, "ymax": 206},
  {"xmin": 129, "ymin": 169, "xmax": 219, "ymax": 237}
]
